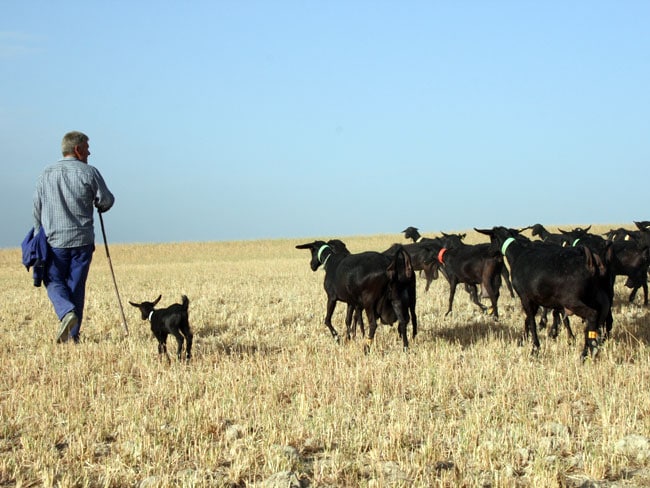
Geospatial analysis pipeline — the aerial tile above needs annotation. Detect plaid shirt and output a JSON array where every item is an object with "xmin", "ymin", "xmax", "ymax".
[{"xmin": 33, "ymin": 157, "xmax": 115, "ymax": 248}]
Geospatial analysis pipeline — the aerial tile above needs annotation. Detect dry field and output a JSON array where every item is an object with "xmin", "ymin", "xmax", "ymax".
[{"xmin": 1, "ymin": 225, "xmax": 650, "ymax": 487}]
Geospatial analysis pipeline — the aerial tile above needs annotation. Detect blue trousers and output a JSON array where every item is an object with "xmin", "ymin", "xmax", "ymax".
[{"xmin": 45, "ymin": 244, "xmax": 94, "ymax": 339}]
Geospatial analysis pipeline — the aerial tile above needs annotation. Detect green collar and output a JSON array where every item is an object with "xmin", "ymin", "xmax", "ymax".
[
  {"xmin": 572, "ymin": 238, "xmax": 581, "ymax": 247},
  {"xmin": 317, "ymin": 245, "xmax": 332, "ymax": 267},
  {"xmin": 501, "ymin": 237, "xmax": 516, "ymax": 256}
]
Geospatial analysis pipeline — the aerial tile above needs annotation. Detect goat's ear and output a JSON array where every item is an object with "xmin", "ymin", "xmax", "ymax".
[
  {"xmin": 153, "ymin": 295, "xmax": 162, "ymax": 306},
  {"xmin": 296, "ymin": 242, "xmax": 314, "ymax": 250},
  {"xmin": 128, "ymin": 301, "xmax": 139, "ymax": 307},
  {"xmin": 474, "ymin": 228, "xmax": 491, "ymax": 236}
]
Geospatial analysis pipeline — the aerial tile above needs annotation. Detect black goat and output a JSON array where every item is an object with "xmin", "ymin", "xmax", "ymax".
[
  {"xmin": 393, "ymin": 240, "xmax": 441, "ymax": 291},
  {"xmin": 129, "ymin": 295, "xmax": 193, "ymax": 362},
  {"xmin": 400, "ymin": 227, "xmax": 444, "ymax": 290},
  {"xmin": 562, "ymin": 226, "xmax": 647, "ymax": 306},
  {"xmin": 443, "ymin": 232, "xmax": 515, "ymax": 299},
  {"xmin": 421, "ymin": 236, "xmax": 503, "ymax": 319},
  {"xmin": 476, "ymin": 226, "xmax": 611, "ymax": 360},
  {"xmin": 402, "ymin": 226, "xmax": 440, "ymax": 244},
  {"xmin": 296, "ymin": 240, "xmax": 416, "ymax": 352},
  {"xmin": 529, "ymin": 223, "xmax": 568, "ymax": 246}
]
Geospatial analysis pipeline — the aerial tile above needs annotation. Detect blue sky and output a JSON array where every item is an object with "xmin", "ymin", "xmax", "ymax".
[{"xmin": 2, "ymin": 1, "xmax": 649, "ymax": 248}]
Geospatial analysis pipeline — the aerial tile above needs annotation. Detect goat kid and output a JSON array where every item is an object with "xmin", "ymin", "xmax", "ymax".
[{"xmin": 129, "ymin": 295, "xmax": 193, "ymax": 362}]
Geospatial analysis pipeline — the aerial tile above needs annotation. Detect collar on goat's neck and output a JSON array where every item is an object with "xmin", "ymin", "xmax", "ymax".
[
  {"xmin": 416, "ymin": 236, "xmax": 424, "ymax": 243},
  {"xmin": 572, "ymin": 238, "xmax": 581, "ymax": 247},
  {"xmin": 501, "ymin": 237, "xmax": 516, "ymax": 256},
  {"xmin": 148, "ymin": 310, "xmax": 154, "ymax": 321},
  {"xmin": 317, "ymin": 244, "xmax": 332, "ymax": 268},
  {"xmin": 438, "ymin": 248, "xmax": 447, "ymax": 264}
]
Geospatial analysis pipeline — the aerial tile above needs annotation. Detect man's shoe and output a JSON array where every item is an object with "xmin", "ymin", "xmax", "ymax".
[{"xmin": 57, "ymin": 312, "xmax": 78, "ymax": 344}]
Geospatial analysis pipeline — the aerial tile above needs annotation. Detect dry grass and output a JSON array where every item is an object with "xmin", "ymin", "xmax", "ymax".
[{"xmin": 1, "ymin": 226, "xmax": 649, "ymax": 487}]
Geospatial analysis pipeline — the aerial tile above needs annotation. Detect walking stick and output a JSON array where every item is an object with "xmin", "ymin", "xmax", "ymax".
[{"xmin": 99, "ymin": 211, "xmax": 129, "ymax": 336}]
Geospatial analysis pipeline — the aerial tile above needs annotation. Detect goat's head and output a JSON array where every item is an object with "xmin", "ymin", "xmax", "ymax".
[
  {"xmin": 402, "ymin": 226, "xmax": 420, "ymax": 241},
  {"xmin": 634, "ymin": 221, "xmax": 650, "ymax": 231},
  {"xmin": 530, "ymin": 223, "xmax": 545, "ymax": 238},
  {"xmin": 475, "ymin": 227, "xmax": 522, "ymax": 255},
  {"xmin": 440, "ymin": 232, "xmax": 465, "ymax": 248},
  {"xmin": 128, "ymin": 295, "xmax": 162, "ymax": 320},
  {"xmin": 296, "ymin": 241, "xmax": 331, "ymax": 271}
]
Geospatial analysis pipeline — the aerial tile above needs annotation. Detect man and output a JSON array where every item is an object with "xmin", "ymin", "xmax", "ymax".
[{"xmin": 33, "ymin": 131, "xmax": 115, "ymax": 343}]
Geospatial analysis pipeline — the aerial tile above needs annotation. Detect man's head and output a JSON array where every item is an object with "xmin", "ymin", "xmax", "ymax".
[{"xmin": 61, "ymin": 131, "xmax": 90, "ymax": 162}]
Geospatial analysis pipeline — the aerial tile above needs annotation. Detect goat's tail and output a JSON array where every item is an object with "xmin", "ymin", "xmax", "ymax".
[
  {"xmin": 181, "ymin": 295, "xmax": 189, "ymax": 311},
  {"xmin": 387, "ymin": 245, "xmax": 414, "ymax": 281}
]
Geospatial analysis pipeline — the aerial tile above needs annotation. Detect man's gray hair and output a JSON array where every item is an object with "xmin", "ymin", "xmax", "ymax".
[{"xmin": 61, "ymin": 131, "xmax": 89, "ymax": 156}]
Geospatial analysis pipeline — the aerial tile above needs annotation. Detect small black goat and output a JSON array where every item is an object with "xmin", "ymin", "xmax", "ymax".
[{"xmin": 129, "ymin": 295, "xmax": 193, "ymax": 362}]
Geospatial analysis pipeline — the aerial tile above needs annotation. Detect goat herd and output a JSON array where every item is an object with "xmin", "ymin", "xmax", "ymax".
[
  {"xmin": 128, "ymin": 222, "xmax": 649, "ymax": 363},
  {"xmin": 296, "ymin": 222, "xmax": 650, "ymax": 361}
]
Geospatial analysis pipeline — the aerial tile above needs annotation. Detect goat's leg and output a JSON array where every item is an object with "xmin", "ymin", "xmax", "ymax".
[
  {"xmin": 579, "ymin": 310, "xmax": 601, "ymax": 361},
  {"xmin": 353, "ymin": 307, "xmax": 365, "ymax": 337},
  {"xmin": 548, "ymin": 309, "xmax": 560, "ymax": 339},
  {"xmin": 410, "ymin": 288, "xmax": 417, "ymax": 339},
  {"xmin": 539, "ymin": 308, "xmax": 549, "ymax": 330},
  {"xmin": 363, "ymin": 309, "xmax": 379, "ymax": 354},
  {"xmin": 423, "ymin": 264, "xmax": 436, "ymax": 292},
  {"xmin": 445, "ymin": 281, "xmax": 458, "ymax": 316},
  {"xmin": 158, "ymin": 341, "xmax": 171, "ymax": 363},
  {"xmin": 323, "ymin": 298, "xmax": 340, "ymax": 342},
  {"xmin": 520, "ymin": 301, "xmax": 540, "ymax": 352},
  {"xmin": 184, "ymin": 329, "xmax": 193, "ymax": 361},
  {"xmin": 466, "ymin": 284, "xmax": 487, "ymax": 311},
  {"xmin": 484, "ymin": 278, "xmax": 499, "ymax": 320},
  {"xmin": 596, "ymin": 289, "xmax": 613, "ymax": 340},
  {"xmin": 563, "ymin": 315, "xmax": 575, "ymax": 345},
  {"xmin": 171, "ymin": 331, "xmax": 185, "ymax": 361},
  {"xmin": 526, "ymin": 311, "xmax": 541, "ymax": 355},
  {"xmin": 345, "ymin": 304, "xmax": 355, "ymax": 340},
  {"xmin": 391, "ymin": 299, "xmax": 410, "ymax": 352},
  {"xmin": 629, "ymin": 286, "xmax": 639, "ymax": 303}
]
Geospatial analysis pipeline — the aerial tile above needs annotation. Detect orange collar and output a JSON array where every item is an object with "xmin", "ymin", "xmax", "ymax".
[{"xmin": 438, "ymin": 248, "xmax": 447, "ymax": 264}]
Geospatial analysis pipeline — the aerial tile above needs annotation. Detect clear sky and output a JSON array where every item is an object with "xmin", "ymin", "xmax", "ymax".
[{"xmin": 2, "ymin": 1, "xmax": 649, "ymax": 248}]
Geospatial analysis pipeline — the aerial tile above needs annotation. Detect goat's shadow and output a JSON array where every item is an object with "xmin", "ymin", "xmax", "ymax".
[
  {"xmin": 421, "ymin": 317, "xmax": 519, "ymax": 349},
  {"xmin": 609, "ymin": 308, "xmax": 650, "ymax": 346},
  {"xmin": 193, "ymin": 323, "xmax": 284, "ymax": 358}
]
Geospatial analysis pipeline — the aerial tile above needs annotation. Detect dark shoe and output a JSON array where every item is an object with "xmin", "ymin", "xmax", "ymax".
[{"xmin": 57, "ymin": 312, "xmax": 78, "ymax": 344}]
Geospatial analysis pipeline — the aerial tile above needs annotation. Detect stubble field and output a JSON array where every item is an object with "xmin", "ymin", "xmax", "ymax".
[{"xmin": 1, "ymin": 226, "xmax": 649, "ymax": 487}]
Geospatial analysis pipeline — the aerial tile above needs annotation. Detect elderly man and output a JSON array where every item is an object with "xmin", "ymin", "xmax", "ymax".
[{"xmin": 33, "ymin": 131, "xmax": 115, "ymax": 343}]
